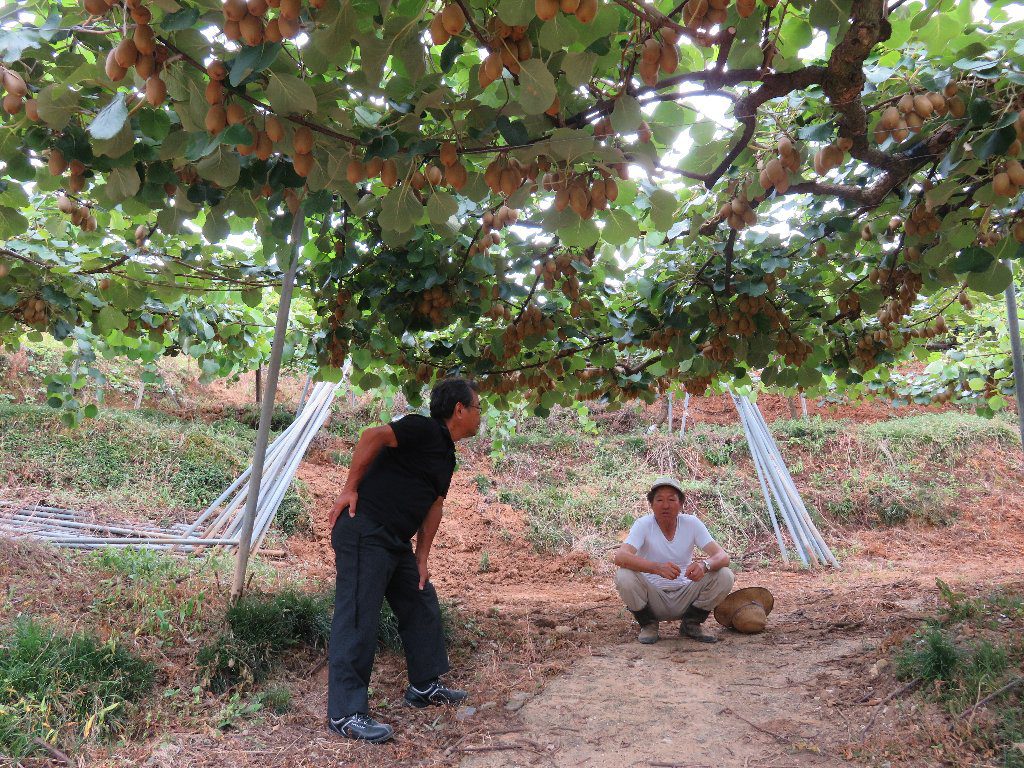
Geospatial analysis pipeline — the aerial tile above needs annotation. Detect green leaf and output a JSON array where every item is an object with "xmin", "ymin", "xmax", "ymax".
[
  {"xmin": 96, "ymin": 305, "xmax": 130, "ymax": 335},
  {"xmin": 220, "ymin": 123, "xmax": 254, "ymax": 145},
  {"xmin": 93, "ymin": 123, "xmax": 134, "ymax": 158},
  {"xmin": 610, "ymin": 96, "xmax": 642, "ymax": 134},
  {"xmin": 89, "ymin": 95, "xmax": 128, "ymax": 141},
  {"xmin": 196, "ymin": 146, "xmax": 241, "ymax": 187},
  {"xmin": 36, "ymin": 85, "xmax": 78, "ymax": 130},
  {"xmin": 496, "ymin": 115, "xmax": 530, "ymax": 146},
  {"xmin": 426, "ymin": 191, "xmax": 458, "ymax": 228},
  {"xmin": 440, "ymin": 37, "xmax": 463, "ymax": 73},
  {"xmin": 106, "ymin": 166, "xmax": 142, "ymax": 202},
  {"xmin": 539, "ymin": 14, "xmax": 577, "ymax": 51},
  {"xmin": 229, "ymin": 43, "xmax": 282, "ymax": 87},
  {"xmin": 965, "ymin": 261, "xmax": 1012, "ymax": 295},
  {"xmin": 185, "ymin": 131, "xmax": 221, "ymax": 161},
  {"xmin": 648, "ymin": 189, "xmax": 678, "ymax": 232},
  {"xmin": 517, "ymin": 59, "xmax": 557, "ymax": 116},
  {"xmin": 497, "ymin": 0, "xmax": 535, "ymax": 26},
  {"xmin": 266, "ymin": 72, "xmax": 317, "ymax": 115},
  {"xmin": 379, "ymin": 186, "xmax": 422, "ymax": 232},
  {"xmin": 0, "ymin": 205, "xmax": 29, "ymax": 238},
  {"xmin": 139, "ymin": 109, "xmax": 171, "ymax": 141},
  {"xmin": 557, "ymin": 216, "xmax": 600, "ymax": 248},
  {"xmin": 159, "ymin": 5, "xmax": 200, "ymax": 30},
  {"xmin": 948, "ymin": 247, "xmax": 993, "ymax": 273},
  {"xmin": 601, "ymin": 208, "xmax": 640, "ymax": 246},
  {"xmin": 808, "ymin": 0, "xmax": 850, "ymax": 30},
  {"xmin": 562, "ymin": 51, "xmax": 597, "ymax": 87}
]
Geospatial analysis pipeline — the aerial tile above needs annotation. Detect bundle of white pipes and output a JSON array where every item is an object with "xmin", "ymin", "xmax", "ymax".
[
  {"xmin": 731, "ymin": 393, "xmax": 840, "ymax": 569},
  {"xmin": 0, "ymin": 380, "xmax": 341, "ymax": 553}
]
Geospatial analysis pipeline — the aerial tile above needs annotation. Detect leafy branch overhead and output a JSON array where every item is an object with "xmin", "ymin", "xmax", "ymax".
[{"xmin": 0, "ymin": 0, "xmax": 1022, "ymax": 416}]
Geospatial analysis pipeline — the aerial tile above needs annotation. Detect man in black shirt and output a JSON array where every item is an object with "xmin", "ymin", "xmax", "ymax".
[{"xmin": 326, "ymin": 378, "xmax": 482, "ymax": 743}]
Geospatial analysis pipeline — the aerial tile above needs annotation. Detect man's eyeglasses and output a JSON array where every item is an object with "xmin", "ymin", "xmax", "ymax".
[{"xmin": 465, "ymin": 403, "xmax": 483, "ymax": 411}]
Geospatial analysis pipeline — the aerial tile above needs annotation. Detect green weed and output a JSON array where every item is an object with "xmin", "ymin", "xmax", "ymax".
[
  {"xmin": 894, "ymin": 581, "xmax": 1024, "ymax": 766},
  {"xmin": 198, "ymin": 589, "xmax": 332, "ymax": 692},
  {"xmin": 0, "ymin": 618, "xmax": 155, "ymax": 758}
]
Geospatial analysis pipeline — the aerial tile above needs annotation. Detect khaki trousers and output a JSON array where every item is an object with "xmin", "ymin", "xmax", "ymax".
[{"xmin": 614, "ymin": 567, "xmax": 735, "ymax": 621}]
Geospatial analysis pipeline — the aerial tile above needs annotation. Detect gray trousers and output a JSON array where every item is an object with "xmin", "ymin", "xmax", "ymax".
[{"xmin": 614, "ymin": 567, "xmax": 735, "ymax": 620}]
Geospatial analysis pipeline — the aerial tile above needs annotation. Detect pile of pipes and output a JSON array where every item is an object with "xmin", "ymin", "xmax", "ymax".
[
  {"xmin": 0, "ymin": 381, "xmax": 340, "ymax": 553},
  {"xmin": 731, "ymin": 393, "xmax": 840, "ymax": 569}
]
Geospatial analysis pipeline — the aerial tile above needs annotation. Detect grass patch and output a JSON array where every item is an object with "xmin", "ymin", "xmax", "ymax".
[
  {"xmin": 199, "ymin": 589, "xmax": 477, "ymax": 691},
  {"xmin": 86, "ymin": 549, "xmax": 207, "ymax": 645},
  {"xmin": 894, "ymin": 580, "xmax": 1024, "ymax": 766},
  {"xmin": 0, "ymin": 402, "xmax": 309, "ymax": 529},
  {"xmin": 197, "ymin": 589, "xmax": 332, "ymax": 692},
  {"xmin": 212, "ymin": 404, "xmax": 296, "ymax": 433},
  {"xmin": 0, "ymin": 618, "xmax": 155, "ymax": 759},
  {"xmin": 859, "ymin": 413, "xmax": 1018, "ymax": 462}
]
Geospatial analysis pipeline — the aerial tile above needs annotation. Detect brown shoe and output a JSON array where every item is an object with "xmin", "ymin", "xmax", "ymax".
[
  {"xmin": 680, "ymin": 607, "xmax": 718, "ymax": 643},
  {"xmin": 638, "ymin": 622, "xmax": 660, "ymax": 644}
]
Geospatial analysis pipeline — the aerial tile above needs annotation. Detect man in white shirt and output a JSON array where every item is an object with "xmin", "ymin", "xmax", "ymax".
[{"xmin": 612, "ymin": 476, "xmax": 735, "ymax": 644}]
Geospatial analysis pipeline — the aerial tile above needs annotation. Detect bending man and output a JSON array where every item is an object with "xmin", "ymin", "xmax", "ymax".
[
  {"xmin": 613, "ymin": 476, "xmax": 734, "ymax": 644},
  {"xmin": 326, "ymin": 378, "xmax": 482, "ymax": 743}
]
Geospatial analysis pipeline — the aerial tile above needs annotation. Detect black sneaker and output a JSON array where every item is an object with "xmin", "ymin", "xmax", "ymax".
[
  {"xmin": 328, "ymin": 713, "xmax": 394, "ymax": 743},
  {"xmin": 404, "ymin": 679, "xmax": 469, "ymax": 708}
]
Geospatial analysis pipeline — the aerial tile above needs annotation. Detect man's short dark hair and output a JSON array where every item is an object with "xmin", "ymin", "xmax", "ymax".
[{"xmin": 430, "ymin": 378, "xmax": 479, "ymax": 420}]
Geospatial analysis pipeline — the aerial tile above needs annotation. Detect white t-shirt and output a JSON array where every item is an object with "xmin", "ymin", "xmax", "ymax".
[{"xmin": 624, "ymin": 513, "xmax": 714, "ymax": 591}]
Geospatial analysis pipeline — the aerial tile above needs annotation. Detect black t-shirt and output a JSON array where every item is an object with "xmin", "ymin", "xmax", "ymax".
[{"xmin": 356, "ymin": 413, "xmax": 456, "ymax": 541}]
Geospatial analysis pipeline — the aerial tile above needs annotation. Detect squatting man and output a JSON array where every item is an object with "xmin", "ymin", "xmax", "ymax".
[
  {"xmin": 326, "ymin": 377, "xmax": 482, "ymax": 744},
  {"xmin": 613, "ymin": 476, "xmax": 734, "ymax": 644}
]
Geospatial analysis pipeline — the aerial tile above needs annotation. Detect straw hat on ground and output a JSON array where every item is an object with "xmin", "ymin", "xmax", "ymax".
[{"xmin": 714, "ymin": 587, "xmax": 775, "ymax": 634}]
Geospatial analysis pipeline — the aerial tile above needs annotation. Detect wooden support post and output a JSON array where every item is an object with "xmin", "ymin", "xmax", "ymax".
[
  {"xmin": 134, "ymin": 381, "xmax": 145, "ymax": 409},
  {"xmin": 666, "ymin": 391, "xmax": 674, "ymax": 433},
  {"xmin": 255, "ymin": 366, "xmax": 263, "ymax": 405},
  {"xmin": 231, "ymin": 208, "xmax": 305, "ymax": 602}
]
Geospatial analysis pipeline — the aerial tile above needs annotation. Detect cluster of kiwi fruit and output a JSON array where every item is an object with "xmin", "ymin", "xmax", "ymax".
[
  {"xmin": 718, "ymin": 192, "xmax": 757, "ymax": 231},
  {"xmin": 500, "ymin": 303, "xmax": 554, "ymax": 358},
  {"xmin": 532, "ymin": 253, "xmax": 579, "ymax": 293},
  {"xmin": 902, "ymin": 314, "xmax": 947, "ymax": 341},
  {"xmin": 429, "ymin": 4, "xmax": 467, "ymax": 45},
  {"xmin": 759, "ymin": 136, "xmax": 801, "ymax": 193},
  {"xmin": 700, "ymin": 332, "xmax": 735, "ymax": 363},
  {"xmin": 873, "ymin": 83, "xmax": 965, "ymax": 144},
  {"xmin": 220, "ymin": 0, "xmax": 314, "ymax": 46},
  {"xmin": 93, "ymin": 1, "xmax": 171, "ymax": 107},
  {"xmin": 478, "ymin": 17, "xmax": 533, "ymax": 83},
  {"xmin": 642, "ymin": 327, "xmax": 678, "ymax": 351},
  {"xmin": 901, "ymin": 201, "xmax": 943, "ymax": 237},
  {"xmin": 469, "ymin": 205, "xmax": 519, "ymax": 256},
  {"xmin": 14, "ymin": 296, "xmax": 50, "ymax": 328},
  {"xmin": 637, "ymin": 28, "xmax": 680, "ymax": 87},
  {"xmin": 49, "ymin": 150, "xmax": 91, "ymax": 195},
  {"xmin": 483, "ymin": 154, "xmax": 536, "ymax": 197},
  {"xmin": 56, "ymin": 193, "xmax": 98, "ymax": 232},
  {"xmin": 708, "ymin": 293, "xmax": 786, "ymax": 339},
  {"xmin": 837, "ymin": 292, "xmax": 861, "ymax": 319},
  {"xmin": 776, "ymin": 334, "xmax": 812, "ymax": 367},
  {"xmin": 535, "ymin": 0, "xmax": 598, "ymax": 25},
  {"xmin": 991, "ymin": 158, "xmax": 1024, "ymax": 200},
  {"xmin": 0, "ymin": 67, "xmax": 35, "ymax": 117},
  {"xmin": 811, "ymin": 137, "xmax": 853, "ymax": 177},
  {"xmin": 415, "ymin": 285, "xmax": 454, "ymax": 326},
  {"xmin": 544, "ymin": 168, "xmax": 620, "ymax": 220}
]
